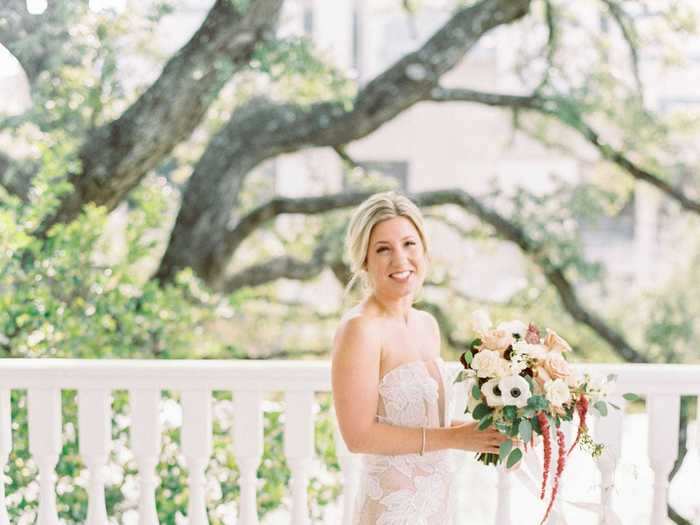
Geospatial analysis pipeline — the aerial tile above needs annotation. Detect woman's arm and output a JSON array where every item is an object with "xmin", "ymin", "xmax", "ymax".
[
  {"xmin": 331, "ymin": 316, "xmax": 505, "ymax": 455},
  {"xmin": 332, "ymin": 315, "xmax": 421, "ymax": 455}
]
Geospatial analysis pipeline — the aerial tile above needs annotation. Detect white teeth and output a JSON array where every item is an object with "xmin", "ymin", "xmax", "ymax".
[{"xmin": 391, "ymin": 271, "xmax": 411, "ymax": 279}]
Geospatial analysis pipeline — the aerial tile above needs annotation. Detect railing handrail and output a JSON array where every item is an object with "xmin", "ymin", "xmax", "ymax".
[{"xmin": 0, "ymin": 358, "xmax": 698, "ymax": 394}]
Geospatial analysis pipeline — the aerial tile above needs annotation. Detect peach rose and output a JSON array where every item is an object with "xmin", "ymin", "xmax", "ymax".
[
  {"xmin": 543, "ymin": 352, "xmax": 572, "ymax": 380},
  {"xmin": 532, "ymin": 366, "xmax": 553, "ymax": 392},
  {"xmin": 543, "ymin": 329, "xmax": 573, "ymax": 353},
  {"xmin": 481, "ymin": 329, "xmax": 515, "ymax": 354}
]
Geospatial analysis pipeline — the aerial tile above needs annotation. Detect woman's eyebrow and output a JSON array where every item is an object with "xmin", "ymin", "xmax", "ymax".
[{"xmin": 373, "ymin": 235, "xmax": 416, "ymax": 246}]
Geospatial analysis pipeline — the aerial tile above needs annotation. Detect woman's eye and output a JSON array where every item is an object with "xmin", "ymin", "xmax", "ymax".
[{"xmin": 406, "ymin": 241, "xmax": 416, "ymax": 246}]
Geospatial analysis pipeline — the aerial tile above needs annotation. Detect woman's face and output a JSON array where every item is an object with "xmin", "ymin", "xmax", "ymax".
[{"xmin": 364, "ymin": 216, "xmax": 427, "ymax": 300}]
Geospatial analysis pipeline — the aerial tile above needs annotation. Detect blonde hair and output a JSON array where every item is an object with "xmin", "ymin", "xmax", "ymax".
[{"xmin": 343, "ymin": 190, "xmax": 431, "ymax": 306}]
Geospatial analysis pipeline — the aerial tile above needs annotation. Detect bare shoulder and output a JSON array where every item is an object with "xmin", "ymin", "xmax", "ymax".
[{"xmin": 332, "ymin": 308, "xmax": 381, "ymax": 359}]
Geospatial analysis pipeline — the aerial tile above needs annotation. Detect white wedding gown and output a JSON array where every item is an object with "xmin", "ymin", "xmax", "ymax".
[{"xmin": 351, "ymin": 356, "xmax": 458, "ymax": 525}]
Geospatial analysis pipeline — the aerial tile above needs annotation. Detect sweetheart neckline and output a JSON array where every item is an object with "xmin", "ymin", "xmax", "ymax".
[{"xmin": 378, "ymin": 356, "xmax": 444, "ymax": 386}]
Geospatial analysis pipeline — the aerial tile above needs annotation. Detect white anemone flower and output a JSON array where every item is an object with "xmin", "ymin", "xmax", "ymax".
[
  {"xmin": 481, "ymin": 378, "xmax": 504, "ymax": 407},
  {"xmin": 496, "ymin": 319, "xmax": 528, "ymax": 338},
  {"xmin": 498, "ymin": 375, "xmax": 532, "ymax": 408}
]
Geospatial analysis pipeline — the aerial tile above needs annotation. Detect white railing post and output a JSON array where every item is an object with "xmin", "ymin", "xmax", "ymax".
[
  {"xmin": 284, "ymin": 390, "xmax": 314, "ymax": 525},
  {"xmin": 130, "ymin": 389, "xmax": 161, "ymax": 525},
  {"xmin": 0, "ymin": 389, "xmax": 11, "ymax": 525},
  {"xmin": 181, "ymin": 389, "xmax": 212, "ymax": 525},
  {"xmin": 233, "ymin": 390, "xmax": 263, "ymax": 525},
  {"xmin": 78, "ymin": 388, "xmax": 111, "ymax": 525},
  {"xmin": 28, "ymin": 388, "xmax": 61, "ymax": 525},
  {"xmin": 647, "ymin": 394, "xmax": 680, "ymax": 525},
  {"xmin": 594, "ymin": 394, "xmax": 625, "ymax": 525},
  {"xmin": 333, "ymin": 421, "xmax": 359, "ymax": 525}
]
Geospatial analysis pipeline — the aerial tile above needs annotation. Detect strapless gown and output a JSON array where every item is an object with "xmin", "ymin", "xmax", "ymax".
[{"xmin": 351, "ymin": 356, "xmax": 458, "ymax": 525}]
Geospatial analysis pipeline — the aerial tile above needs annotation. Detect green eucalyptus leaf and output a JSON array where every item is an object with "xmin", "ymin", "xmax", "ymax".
[
  {"xmin": 472, "ymin": 403, "xmax": 491, "ymax": 420},
  {"xmin": 519, "ymin": 419, "xmax": 533, "ymax": 443},
  {"xmin": 499, "ymin": 438, "xmax": 513, "ymax": 461},
  {"xmin": 506, "ymin": 447, "xmax": 523, "ymax": 469},
  {"xmin": 478, "ymin": 415, "xmax": 493, "ymax": 430},
  {"xmin": 471, "ymin": 383, "xmax": 481, "ymax": 400},
  {"xmin": 594, "ymin": 401, "xmax": 608, "ymax": 417}
]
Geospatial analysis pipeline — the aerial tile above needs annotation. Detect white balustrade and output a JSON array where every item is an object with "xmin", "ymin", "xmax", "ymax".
[
  {"xmin": 233, "ymin": 390, "xmax": 263, "ymax": 525},
  {"xmin": 333, "ymin": 421, "xmax": 360, "ymax": 525},
  {"xmin": 0, "ymin": 360, "xmax": 696, "ymax": 524},
  {"xmin": 28, "ymin": 388, "xmax": 61, "ymax": 525},
  {"xmin": 594, "ymin": 394, "xmax": 625, "ymax": 525},
  {"xmin": 130, "ymin": 389, "xmax": 161, "ymax": 525},
  {"xmin": 181, "ymin": 389, "xmax": 212, "ymax": 525},
  {"xmin": 78, "ymin": 388, "xmax": 111, "ymax": 525},
  {"xmin": 284, "ymin": 390, "xmax": 315, "ymax": 525},
  {"xmin": 647, "ymin": 394, "xmax": 680, "ymax": 525},
  {"xmin": 0, "ymin": 389, "xmax": 11, "ymax": 525}
]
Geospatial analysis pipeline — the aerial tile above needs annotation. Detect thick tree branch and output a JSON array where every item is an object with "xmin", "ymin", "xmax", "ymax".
[
  {"xmin": 222, "ymin": 239, "xmax": 332, "ymax": 294},
  {"xmin": 35, "ymin": 0, "xmax": 284, "ymax": 236},
  {"xmin": 429, "ymin": 87, "xmax": 700, "ymax": 215},
  {"xmin": 0, "ymin": 1, "xmax": 79, "ymax": 86},
  {"xmin": 0, "ymin": 151, "xmax": 34, "ymax": 201},
  {"xmin": 213, "ymin": 188, "xmax": 647, "ymax": 363},
  {"xmin": 155, "ymin": 0, "xmax": 533, "ymax": 285}
]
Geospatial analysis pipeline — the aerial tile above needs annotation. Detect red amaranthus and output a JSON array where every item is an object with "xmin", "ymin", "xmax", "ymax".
[
  {"xmin": 567, "ymin": 393, "xmax": 589, "ymax": 457},
  {"xmin": 536, "ymin": 412, "xmax": 551, "ymax": 500},
  {"xmin": 541, "ymin": 429, "xmax": 567, "ymax": 524}
]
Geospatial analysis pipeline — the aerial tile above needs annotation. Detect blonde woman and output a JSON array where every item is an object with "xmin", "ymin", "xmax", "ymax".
[{"xmin": 332, "ymin": 191, "xmax": 509, "ymax": 524}]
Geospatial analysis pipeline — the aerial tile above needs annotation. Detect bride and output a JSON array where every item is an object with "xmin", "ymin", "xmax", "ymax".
[{"xmin": 331, "ymin": 191, "xmax": 513, "ymax": 524}]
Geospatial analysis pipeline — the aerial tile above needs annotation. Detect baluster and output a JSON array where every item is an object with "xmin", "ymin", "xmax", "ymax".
[
  {"xmin": 333, "ymin": 420, "xmax": 359, "ymax": 525},
  {"xmin": 0, "ymin": 389, "xmax": 11, "ymax": 525},
  {"xmin": 27, "ymin": 388, "xmax": 61, "ymax": 525},
  {"xmin": 647, "ymin": 394, "xmax": 680, "ymax": 525},
  {"xmin": 284, "ymin": 390, "xmax": 314, "ymax": 525},
  {"xmin": 181, "ymin": 390, "xmax": 212, "ymax": 525},
  {"xmin": 695, "ymin": 402, "xmax": 700, "ymax": 525},
  {"xmin": 233, "ymin": 390, "xmax": 263, "ymax": 525},
  {"xmin": 594, "ymin": 394, "xmax": 625, "ymax": 525},
  {"xmin": 130, "ymin": 389, "xmax": 161, "ymax": 525},
  {"xmin": 495, "ymin": 464, "xmax": 512, "ymax": 525},
  {"xmin": 78, "ymin": 389, "xmax": 111, "ymax": 525}
]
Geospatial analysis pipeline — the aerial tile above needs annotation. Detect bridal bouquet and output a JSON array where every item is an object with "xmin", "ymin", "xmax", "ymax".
[{"xmin": 454, "ymin": 309, "xmax": 633, "ymax": 525}]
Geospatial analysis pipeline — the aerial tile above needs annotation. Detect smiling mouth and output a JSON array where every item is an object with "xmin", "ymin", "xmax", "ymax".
[{"xmin": 389, "ymin": 270, "xmax": 413, "ymax": 281}]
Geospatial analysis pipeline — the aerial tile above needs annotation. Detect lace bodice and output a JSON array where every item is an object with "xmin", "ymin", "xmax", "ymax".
[{"xmin": 352, "ymin": 357, "xmax": 458, "ymax": 525}]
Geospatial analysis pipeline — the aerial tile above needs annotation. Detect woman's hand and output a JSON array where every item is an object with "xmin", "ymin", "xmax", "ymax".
[{"xmin": 451, "ymin": 420, "xmax": 513, "ymax": 454}]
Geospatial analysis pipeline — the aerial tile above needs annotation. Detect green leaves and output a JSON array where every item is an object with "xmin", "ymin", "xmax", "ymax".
[
  {"xmin": 499, "ymin": 438, "xmax": 513, "ymax": 461},
  {"xmin": 478, "ymin": 415, "xmax": 493, "ymax": 430},
  {"xmin": 506, "ymin": 448, "xmax": 523, "ymax": 469},
  {"xmin": 594, "ymin": 401, "xmax": 608, "ymax": 416},
  {"xmin": 623, "ymin": 393, "xmax": 641, "ymax": 402},
  {"xmin": 519, "ymin": 419, "xmax": 533, "ymax": 443},
  {"xmin": 464, "ymin": 350, "xmax": 474, "ymax": 365},
  {"xmin": 471, "ymin": 383, "xmax": 481, "ymax": 400},
  {"xmin": 472, "ymin": 403, "xmax": 492, "ymax": 420},
  {"xmin": 527, "ymin": 395, "xmax": 549, "ymax": 411}
]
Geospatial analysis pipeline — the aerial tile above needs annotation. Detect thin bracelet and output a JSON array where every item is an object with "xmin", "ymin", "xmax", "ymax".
[{"xmin": 419, "ymin": 426, "xmax": 426, "ymax": 456}]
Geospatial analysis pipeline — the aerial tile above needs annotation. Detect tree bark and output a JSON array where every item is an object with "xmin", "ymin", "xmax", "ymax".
[
  {"xmin": 155, "ymin": 0, "xmax": 533, "ymax": 285},
  {"xmin": 33, "ymin": 0, "xmax": 284, "ymax": 236}
]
